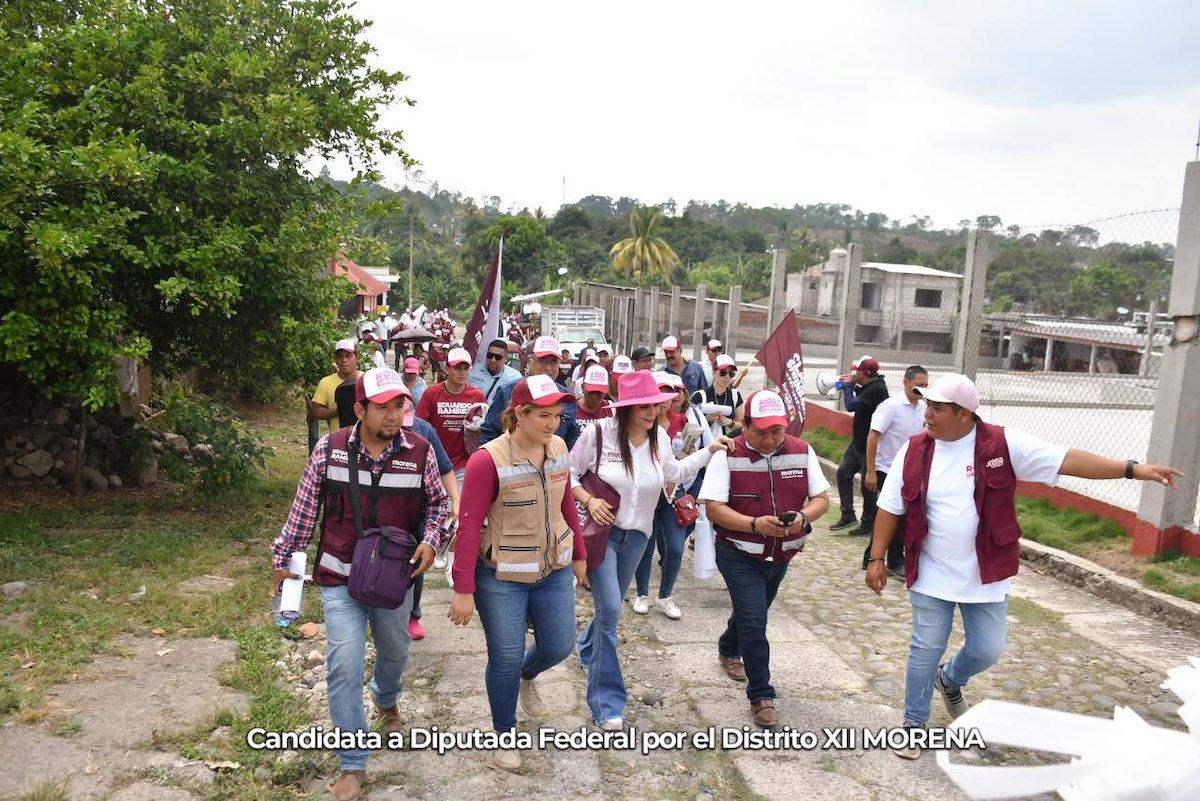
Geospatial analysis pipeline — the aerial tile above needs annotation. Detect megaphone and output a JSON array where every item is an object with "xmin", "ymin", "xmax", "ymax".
[{"xmin": 814, "ymin": 371, "xmax": 848, "ymax": 397}]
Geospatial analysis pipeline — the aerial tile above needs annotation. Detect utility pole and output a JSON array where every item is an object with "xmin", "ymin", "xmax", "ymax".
[{"xmin": 407, "ymin": 217, "xmax": 415, "ymax": 310}]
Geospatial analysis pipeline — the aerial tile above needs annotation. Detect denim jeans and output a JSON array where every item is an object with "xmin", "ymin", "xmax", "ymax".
[
  {"xmin": 635, "ymin": 496, "xmax": 692, "ymax": 599},
  {"xmin": 473, "ymin": 562, "xmax": 576, "ymax": 731},
  {"xmin": 903, "ymin": 590, "xmax": 1008, "ymax": 726},
  {"xmin": 836, "ymin": 444, "xmax": 876, "ymax": 527},
  {"xmin": 716, "ymin": 543, "xmax": 790, "ymax": 703},
  {"xmin": 320, "ymin": 583, "xmax": 414, "ymax": 770},
  {"xmin": 578, "ymin": 526, "xmax": 650, "ymax": 723}
]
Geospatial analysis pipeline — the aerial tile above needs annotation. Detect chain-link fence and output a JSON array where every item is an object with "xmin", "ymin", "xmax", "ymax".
[{"xmin": 815, "ymin": 209, "xmax": 1182, "ymax": 513}]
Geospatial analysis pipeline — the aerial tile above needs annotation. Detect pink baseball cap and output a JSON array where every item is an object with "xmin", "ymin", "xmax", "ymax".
[
  {"xmin": 745, "ymin": 390, "xmax": 789, "ymax": 429},
  {"xmin": 447, "ymin": 347, "xmax": 472, "ymax": 366},
  {"xmin": 403, "ymin": 357, "xmax": 421, "ymax": 374},
  {"xmin": 915, "ymin": 373, "xmax": 979, "ymax": 412},
  {"xmin": 715, "ymin": 354, "xmax": 737, "ymax": 371},
  {"xmin": 511, "ymin": 375, "xmax": 574, "ymax": 408}
]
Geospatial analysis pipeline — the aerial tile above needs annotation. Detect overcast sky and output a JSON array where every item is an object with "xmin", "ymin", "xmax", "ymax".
[{"xmin": 340, "ymin": 0, "xmax": 1199, "ymax": 232}]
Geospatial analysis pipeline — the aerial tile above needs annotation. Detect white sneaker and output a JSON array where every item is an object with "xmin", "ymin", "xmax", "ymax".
[
  {"xmin": 441, "ymin": 551, "xmax": 455, "ymax": 588},
  {"xmin": 433, "ymin": 554, "xmax": 447, "ymax": 570},
  {"xmin": 599, "ymin": 717, "xmax": 624, "ymax": 731},
  {"xmin": 632, "ymin": 595, "xmax": 650, "ymax": 614},
  {"xmin": 519, "ymin": 678, "xmax": 545, "ymax": 718},
  {"xmin": 655, "ymin": 596, "xmax": 682, "ymax": 620}
]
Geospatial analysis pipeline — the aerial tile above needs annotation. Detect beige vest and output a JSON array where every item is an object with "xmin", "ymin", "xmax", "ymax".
[{"xmin": 479, "ymin": 432, "xmax": 574, "ymax": 583}]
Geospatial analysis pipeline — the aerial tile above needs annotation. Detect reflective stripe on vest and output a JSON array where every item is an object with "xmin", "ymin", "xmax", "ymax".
[
  {"xmin": 319, "ymin": 551, "xmax": 352, "ymax": 577},
  {"xmin": 327, "ymin": 465, "xmax": 422, "ymax": 489},
  {"xmin": 726, "ymin": 453, "xmax": 809, "ymax": 472}
]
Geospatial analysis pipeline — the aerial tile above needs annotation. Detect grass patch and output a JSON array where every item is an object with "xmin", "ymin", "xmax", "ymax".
[
  {"xmin": 802, "ymin": 426, "xmax": 852, "ymax": 462},
  {"xmin": 13, "ymin": 776, "xmax": 72, "ymax": 801},
  {"xmin": 1015, "ymin": 497, "xmax": 1127, "ymax": 551},
  {"xmin": 1006, "ymin": 596, "xmax": 1066, "ymax": 629}
]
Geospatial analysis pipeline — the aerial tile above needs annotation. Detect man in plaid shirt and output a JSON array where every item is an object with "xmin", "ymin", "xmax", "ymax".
[{"xmin": 272, "ymin": 368, "xmax": 450, "ymax": 801}]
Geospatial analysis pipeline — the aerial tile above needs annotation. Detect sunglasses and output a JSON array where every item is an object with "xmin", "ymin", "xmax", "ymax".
[
  {"xmin": 486, "ymin": 352, "xmax": 506, "ymax": 360},
  {"xmin": 718, "ymin": 369, "xmax": 735, "ymax": 377}
]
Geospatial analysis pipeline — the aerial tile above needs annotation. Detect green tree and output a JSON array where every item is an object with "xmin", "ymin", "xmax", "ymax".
[
  {"xmin": 610, "ymin": 206, "xmax": 681, "ymax": 284},
  {"xmin": 0, "ymin": 0, "xmax": 410, "ymax": 406},
  {"xmin": 1065, "ymin": 261, "xmax": 1141, "ymax": 319}
]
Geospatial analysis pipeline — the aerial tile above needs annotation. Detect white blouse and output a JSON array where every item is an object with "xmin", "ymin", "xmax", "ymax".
[{"xmin": 569, "ymin": 417, "xmax": 713, "ymax": 533}]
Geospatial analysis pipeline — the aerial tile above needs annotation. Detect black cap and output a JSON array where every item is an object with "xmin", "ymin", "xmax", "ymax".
[{"xmin": 630, "ymin": 346, "xmax": 654, "ymax": 361}]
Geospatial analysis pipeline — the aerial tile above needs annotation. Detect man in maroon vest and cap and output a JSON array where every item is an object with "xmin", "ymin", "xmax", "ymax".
[
  {"xmin": 700, "ymin": 389, "xmax": 831, "ymax": 729},
  {"xmin": 866, "ymin": 372, "xmax": 1182, "ymax": 760},
  {"xmin": 272, "ymin": 368, "xmax": 451, "ymax": 800}
]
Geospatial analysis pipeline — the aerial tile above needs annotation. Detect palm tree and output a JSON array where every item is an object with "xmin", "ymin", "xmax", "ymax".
[{"xmin": 609, "ymin": 206, "xmax": 680, "ymax": 284}]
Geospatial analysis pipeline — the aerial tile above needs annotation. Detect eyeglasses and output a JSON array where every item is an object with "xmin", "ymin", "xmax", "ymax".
[
  {"xmin": 718, "ymin": 369, "xmax": 735, "ymax": 377},
  {"xmin": 486, "ymin": 352, "xmax": 505, "ymax": 361}
]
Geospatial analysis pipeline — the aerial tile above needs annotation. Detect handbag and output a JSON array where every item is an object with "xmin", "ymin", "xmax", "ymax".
[
  {"xmin": 344, "ymin": 437, "xmax": 416, "ymax": 609},
  {"xmin": 578, "ymin": 422, "xmax": 620, "ymax": 571},
  {"xmin": 673, "ymin": 493, "xmax": 700, "ymax": 527}
]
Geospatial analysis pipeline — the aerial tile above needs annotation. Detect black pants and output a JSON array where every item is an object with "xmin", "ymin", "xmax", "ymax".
[
  {"xmin": 836, "ymin": 444, "xmax": 876, "ymax": 527},
  {"xmin": 861, "ymin": 471, "xmax": 905, "ymax": 569}
]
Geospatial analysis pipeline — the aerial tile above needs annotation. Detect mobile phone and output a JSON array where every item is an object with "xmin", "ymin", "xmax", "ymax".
[{"xmin": 778, "ymin": 511, "xmax": 798, "ymax": 525}]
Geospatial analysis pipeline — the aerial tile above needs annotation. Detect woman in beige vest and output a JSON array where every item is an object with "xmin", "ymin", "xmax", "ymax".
[{"xmin": 448, "ymin": 375, "xmax": 588, "ymax": 771}]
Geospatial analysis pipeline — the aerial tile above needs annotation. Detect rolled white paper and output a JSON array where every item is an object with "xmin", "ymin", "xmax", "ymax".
[
  {"xmin": 698, "ymin": 403, "xmax": 733, "ymax": 417},
  {"xmin": 279, "ymin": 551, "xmax": 306, "ymax": 621}
]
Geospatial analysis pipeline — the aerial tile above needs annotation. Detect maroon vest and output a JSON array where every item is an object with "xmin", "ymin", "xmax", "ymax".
[
  {"xmin": 714, "ymin": 436, "xmax": 811, "ymax": 563},
  {"xmin": 900, "ymin": 421, "xmax": 1021, "ymax": 588},
  {"xmin": 314, "ymin": 426, "xmax": 430, "ymax": 587}
]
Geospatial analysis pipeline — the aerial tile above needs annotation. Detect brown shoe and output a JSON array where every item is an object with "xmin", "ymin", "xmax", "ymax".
[
  {"xmin": 719, "ymin": 655, "xmax": 747, "ymax": 682},
  {"xmin": 330, "ymin": 770, "xmax": 366, "ymax": 801},
  {"xmin": 374, "ymin": 701, "xmax": 404, "ymax": 736},
  {"xmin": 751, "ymin": 699, "xmax": 779, "ymax": 728}
]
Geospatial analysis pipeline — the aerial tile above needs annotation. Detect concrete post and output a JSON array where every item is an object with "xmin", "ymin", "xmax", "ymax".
[
  {"xmin": 1135, "ymin": 161, "xmax": 1200, "ymax": 556},
  {"xmin": 648, "ymin": 287, "xmax": 660, "ymax": 348},
  {"xmin": 727, "ymin": 285, "xmax": 742, "ymax": 359},
  {"xmin": 1139, "ymin": 297, "xmax": 1159, "ymax": 377},
  {"xmin": 768, "ymin": 249, "xmax": 787, "ymax": 333},
  {"xmin": 952, "ymin": 229, "xmax": 991, "ymax": 379},
  {"xmin": 835, "ymin": 244, "xmax": 864, "ymax": 408},
  {"xmin": 669, "ymin": 287, "xmax": 680, "ymax": 339},
  {"xmin": 1044, "ymin": 339, "xmax": 1054, "ymax": 373},
  {"xmin": 692, "ymin": 285, "xmax": 707, "ymax": 358},
  {"xmin": 632, "ymin": 287, "xmax": 646, "ymax": 350}
]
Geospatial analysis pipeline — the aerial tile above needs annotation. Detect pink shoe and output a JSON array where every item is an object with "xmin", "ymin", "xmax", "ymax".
[{"xmin": 408, "ymin": 617, "xmax": 425, "ymax": 641}]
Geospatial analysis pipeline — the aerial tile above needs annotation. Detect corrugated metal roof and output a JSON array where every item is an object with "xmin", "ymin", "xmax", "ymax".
[
  {"xmin": 864, "ymin": 262, "xmax": 963, "ymax": 279},
  {"xmin": 1008, "ymin": 319, "xmax": 1169, "ymax": 350},
  {"xmin": 330, "ymin": 256, "xmax": 387, "ymax": 296}
]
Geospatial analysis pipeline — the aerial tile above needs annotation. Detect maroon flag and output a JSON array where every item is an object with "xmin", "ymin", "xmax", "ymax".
[
  {"xmin": 754, "ymin": 307, "xmax": 806, "ymax": 436},
  {"xmin": 464, "ymin": 234, "xmax": 504, "ymax": 365}
]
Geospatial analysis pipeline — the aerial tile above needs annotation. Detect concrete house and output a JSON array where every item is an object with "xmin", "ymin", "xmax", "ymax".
[{"xmin": 800, "ymin": 247, "xmax": 963, "ymax": 353}]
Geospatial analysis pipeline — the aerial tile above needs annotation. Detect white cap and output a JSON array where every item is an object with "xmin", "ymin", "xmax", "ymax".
[
  {"xmin": 447, "ymin": 347, "xmax": 472, "ymax": 366},
  {"xmin": 335, "ymin": 338, "xmax": 358, "ymax": 353},
  {"xmin": 582, "ymin": 365, "xmax": 610, "ymax": 392},
  {"xmin": 610, "ymin": 355, "xmax": 633, "ymax": 374},
  {"xmin": 661, "ymin": 335, "xmax": 681, "ymax": 351},
  {"xmin": 914, "ymin": 373, "xmax": 980, "ymax": 412},
  {"xmin": 707, "ymin": 339, "xmax": 723, "ymax": 350},
  {"xmin": 746, "ymin": 390, "xmax": 789, "ymax": 428},
  {"xmin": 715, "ymin": 354, "xmax": 737, "ymax": 370},
  {"xmin": 532, "ymin": 336, "xmax": 561, "ymax": 357}
]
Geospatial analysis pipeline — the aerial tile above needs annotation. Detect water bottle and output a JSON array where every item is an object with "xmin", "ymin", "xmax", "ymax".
[
  {"xmin": 274, "ymin": 593, "xmax": 289, "ymax": 628},
  {"xmin": 672, "ymin": 432, "xmax": 685, "ymax": 456}
]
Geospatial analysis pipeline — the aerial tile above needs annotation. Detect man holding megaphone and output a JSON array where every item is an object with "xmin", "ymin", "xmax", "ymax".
[{"xmin": 830, "ymin": 357, "xmax": 889, "ymax": 537}]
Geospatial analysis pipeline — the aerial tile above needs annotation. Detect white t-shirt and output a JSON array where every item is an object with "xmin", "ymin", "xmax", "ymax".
[
  {"xmin": 570, "ymin": 418, "xmax": 713, "ymax": 533},
  {"xmin": 877, "ymin": 426, "xmax": 1067, "ymax": 603},
  {"xmin": 699, "ymin": 442, "xmax": 831, "ymax": 506},
  {"xmin": 870, "ymin": 395, "xmax": 927, "ymax": 474}
]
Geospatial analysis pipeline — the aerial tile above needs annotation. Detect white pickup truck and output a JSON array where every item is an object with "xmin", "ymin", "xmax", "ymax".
[{"xmin": 541, "ymin": 306, "xmax": 608, "ymax": 358}]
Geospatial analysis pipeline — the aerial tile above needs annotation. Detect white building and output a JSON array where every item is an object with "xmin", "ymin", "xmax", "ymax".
[{"xmin": 799, "ymin": 248, "xmax": 963, "ymax": 353}]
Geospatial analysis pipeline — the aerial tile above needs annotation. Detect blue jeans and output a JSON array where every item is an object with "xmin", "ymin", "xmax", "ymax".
[
  {"xmin": 716, "ymin": 543, "xmax": 790, "ymax": 703},
  {"xmin": 320, "ymin": 583, "xmax": 414, "ymax": 770},
  {"xmin": 473, "ymin": 563, "xmax": 577, "ymax": 732},
  {"xmin": 635, "ymin": 496, "xmax": 691, "ymax": 599},
  {"xmin": 578, "ymin": 526, "xmax": 650, "ymax": 723},
  {"xmin": 903, "ymin": 590, "xmax": 1008, "ymax": 726}
]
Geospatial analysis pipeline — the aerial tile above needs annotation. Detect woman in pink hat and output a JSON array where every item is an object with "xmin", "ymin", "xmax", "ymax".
[{"xmin": 570, "ymin": 370, "xmax": 731, "ymax": 731}]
